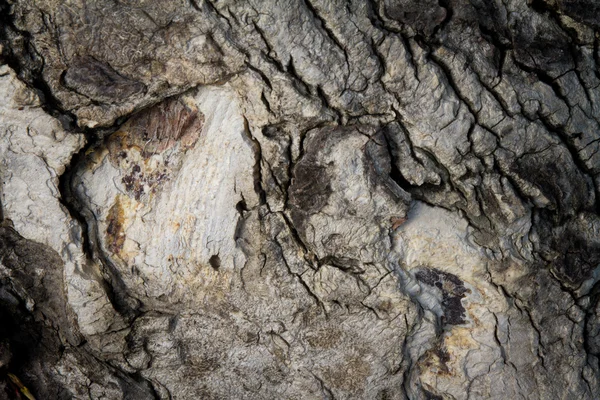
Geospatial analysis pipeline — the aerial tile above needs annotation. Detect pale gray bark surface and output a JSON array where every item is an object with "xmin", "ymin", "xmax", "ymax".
[{"xmin": 0, "ymin": 0, "xmax": 600, "ymax": 398}]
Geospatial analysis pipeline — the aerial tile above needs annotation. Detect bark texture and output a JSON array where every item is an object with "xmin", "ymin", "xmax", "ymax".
[{"xmin": 0, "ymin": 0, "xmax": 600, "ymax": 398}]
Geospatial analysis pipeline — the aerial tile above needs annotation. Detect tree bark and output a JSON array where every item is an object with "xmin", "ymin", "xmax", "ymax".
[{"xmin": 0, "ymin": 0, "xmax": 600, "ymax": 398}]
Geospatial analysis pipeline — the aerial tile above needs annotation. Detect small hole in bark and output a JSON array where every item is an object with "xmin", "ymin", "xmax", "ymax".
[
  {"xmin": 236, "ymin": 199, "xmax": 248, "ymax": 215},
  {"xmin": 209, "ymin": 255, "xmax": 221, "ymax": 270}
]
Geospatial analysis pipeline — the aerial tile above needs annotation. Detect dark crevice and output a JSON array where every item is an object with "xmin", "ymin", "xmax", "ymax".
[
  {"xmin": 0, "ymin": 1, "xmax": 77, "ymax": 132},
  {"xmin": 295, "ymin": 272, "xmax": 327, "ymax": 315},
  {"xmin": 528, "ymin": 0, "xmax": 552, "ymax": 14},
  {"xmin": 260, "ymin": 91, "xmax": 273, "ymax": 114},
  {"xmin": 275, "ymin": 236, "xmax": 324, "ymax": 312},
  {"xmin": 302, "ymin": 0, "xmax": 348, "ymax": 60},
  {"xmin": 312, "ymin": 373, "xmax": 336, "ymax": 400},
  {"xmin": 57, "ymin": 142, "xmax": 98, "ymax": 262},
  {"xmin": 370, "ymin": 37, "xmax": 387, "ymax": 82},
  {"xmin": 247, "ymin": 63, "xmax": 273, "ymax": 90},
  {"xmin": 0, "ymin": 181, "xmax": 4, "ymax": 222},
  {"xmin": 188, "ymin": 0, "xmax": 201, "ymax": 12},
  {"xmin": 513, "ymin": 56, "xmax": 569, "ymax": 106},
  {"xmin": 384, "ymin": 134, "xmax": 415, "ymax": 193},
  {"xmin": 534, "ymin": 114, "xmax": 598, "ymax": 210},
  {"xmin": 389, "ymin": 111, "xmax": 426, "ymax": 168},
  {"xmin": 201, "ymin": 0, "xmax": 233, "ymax": 30},
  {"xmin": 583, "ymin": 281, "xmax": 600, "ymax": 369},
  {"xmin": 315, "ymin": 85, "xmax": 343, "ymax": 123},
  {"xmin": 252, "ymin": 21, "xmax": 287, "ymax": 74},
  {"xmin": 431, "ymin": 0, "xmax": 453, "ymax": 38},
  {"xmin": 428, "ymin": 52, "xmax": 491, "ymax": 125},
  {"xmin": 301, "ymin": 0, "xmax": 351, "ymax": 94},
  {"xmin": 282, "ymin": 139, "xmax": 294, "ymax": 207},
  {"xmin": 365, "ymin": 0, "xmax": 402, "ymax": 36},
  {"xmin": 285, "ymin": 56, "xmax": 312, "ymax": 98},
  {"xmin": 57, "ymin": 120, "xmax": 143, "ymax": 321},
  {"xmin": 399, "ymin": 33, "xmax": 422, "ymax": 82},
  {"xmin": 279, "ymin": 211, "xmax": 313, "ymax": 265},
  {"xmin": 241, "ymin": 116, "xmax": 267, "ymax": 205}
]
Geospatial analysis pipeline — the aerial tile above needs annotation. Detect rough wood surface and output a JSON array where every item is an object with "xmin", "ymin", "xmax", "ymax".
[{"xmin": 1, "ymin": 0, "xmax": 600, "ymax": 398}]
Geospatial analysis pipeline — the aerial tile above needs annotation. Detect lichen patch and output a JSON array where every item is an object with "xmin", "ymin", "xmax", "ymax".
[
  {"xmin": 102, "ymin": 96, "xmax": 204, "ymax": 202},
  {"xmin": 104, "ymin": 195, "xmax": 140, "ymax": 260},
  {"xmin": 106, "ymin": 196, "xmax": 126, "ymax": 255}
]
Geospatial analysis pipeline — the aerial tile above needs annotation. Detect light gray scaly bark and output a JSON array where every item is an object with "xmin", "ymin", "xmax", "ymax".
[{"xmin": 0, "ymin": 0, "xmax": 599, "ymax": 398}]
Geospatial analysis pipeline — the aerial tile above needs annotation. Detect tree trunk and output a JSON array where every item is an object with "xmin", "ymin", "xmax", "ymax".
[{"xmin": 1, "ymin": 0, "xmax": 600, "ymax": 398}]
